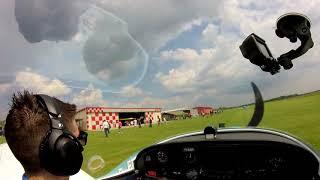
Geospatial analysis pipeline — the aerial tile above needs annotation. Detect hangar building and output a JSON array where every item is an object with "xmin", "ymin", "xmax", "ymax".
[
  {"xmin": 191, "ymin": 106, "xmax": 214, "ymax": 116},
  {"xmin": 75, "ymin": 107, "xmax": 162, "ymax": 131}
]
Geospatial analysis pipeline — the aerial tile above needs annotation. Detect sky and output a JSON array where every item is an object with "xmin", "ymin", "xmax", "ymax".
[{"xmin": 0, "ymin": 0, "xmax": 320, "ymax": 119}]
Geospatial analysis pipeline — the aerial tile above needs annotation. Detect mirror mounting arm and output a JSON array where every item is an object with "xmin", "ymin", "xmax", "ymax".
[{"xmin": 277, "ymin": 31, "xmax": 314, "ymax": 70}]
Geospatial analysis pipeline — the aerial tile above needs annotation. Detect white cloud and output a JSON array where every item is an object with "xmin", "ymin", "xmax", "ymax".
[
  {"xmin": 157, "ymin": 46, "xmax": 251, "ymax": 92},
  {"xmin": 71, "ymin": 84, "xmax": 107, "ymax": 107},
  {"xmin": 202, "ymin": 23, "xmax": 219, "ymax": 43},
  {"xmin": 156, "ymin": 69, "xmax": 197, "ymax": 92},
  {"xmin": 158, "ymin": 48, "xmax": 214, "ymax": 91},
  {"xmin": 160, "ymin": 48, "xmax": 215, "ymax": 62},
  {"xmin": 156, "ymin": 49, "xmax": 216, "ymax": 91},
  {"xmin": 109, "ymin": 95, "xmax": 194, "ymax": 109},
  {"xmin": 14, "ymin": 69, "xmax": 71, "ymax": 96},
  {"xmin": 120, "ymin": 85, "xmax": 144, "ymax": 97},
  {"xmin": 137, "ymin": 94, "xmax": 217, "ymax": 109},
  {"xmin": 141, "ymin": 96, "xmax": 184, "ymax": 107}
]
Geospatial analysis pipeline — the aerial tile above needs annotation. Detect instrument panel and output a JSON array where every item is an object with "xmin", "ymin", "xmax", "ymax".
[{"xmin": 134, "ymin": 141, "xmax": 320, "ymax": 179}]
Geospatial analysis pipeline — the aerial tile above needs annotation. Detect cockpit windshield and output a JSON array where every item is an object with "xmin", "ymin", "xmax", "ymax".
[{"xmin": 0, "ymin": 0, "xmax": 319, "ymax": 179}]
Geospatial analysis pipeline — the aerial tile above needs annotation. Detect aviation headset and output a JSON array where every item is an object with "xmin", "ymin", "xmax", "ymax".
[{"xmin": 35, "ymin": 94, "xmax": 84, "ymax": 176}]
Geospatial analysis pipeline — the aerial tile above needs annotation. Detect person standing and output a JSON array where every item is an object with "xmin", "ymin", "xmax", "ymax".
[
  {"xmin": 118, "ymin": 121, "xmax": 122, "ymax": 133},
  {"xmin": 138, "ymin": 116, "xmax": 143, "ymax": 128},
  {"xmin": 102, "ymin": 120, "xmax": 110, "ymax": 137},
  {"xmin": 157, "ymin": 116, "xmax": 161, "ymax": 126},
  {"xmin": 163, "ymin": 117, "xmax": 167, "ymax": 125},
  {"xmin": 107, "ymin": 121, "xmax": 111, "ymax": 134},
  {"xmin": 149, "ymin": 117, "xmax": 152, "ymax": 128}
]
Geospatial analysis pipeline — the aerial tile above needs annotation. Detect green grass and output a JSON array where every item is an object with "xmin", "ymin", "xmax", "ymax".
[{"xmin": 82, "ymin": 91, "xmax": 320, "ymax": 178}]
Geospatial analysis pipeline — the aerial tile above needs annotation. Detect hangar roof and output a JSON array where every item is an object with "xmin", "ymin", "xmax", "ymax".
[{"xmin": 77, "ymin": 107, "xmax": 162, "ymax": 113}]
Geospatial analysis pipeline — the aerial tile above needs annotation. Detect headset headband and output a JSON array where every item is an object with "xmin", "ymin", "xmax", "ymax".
[{"xmin": 35, "ymin": 94, "xmax": 64, "ymax": 130}]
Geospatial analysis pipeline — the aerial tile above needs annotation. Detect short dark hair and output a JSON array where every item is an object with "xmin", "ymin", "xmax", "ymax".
[{"xmin": 4, "ymin": 91, "xmax": 77, "ymax": 174}]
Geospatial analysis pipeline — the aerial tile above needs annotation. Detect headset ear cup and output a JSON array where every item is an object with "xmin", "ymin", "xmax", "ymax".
[
  {"xmin": 39, "ymin": 130, "xmax": 84, "ymax": 176},
  {"xmin": 53, "ymin": 136, "xmax": 83, "ymax": 176},
  {"xmin": 275, "ymin": 29, "xmax": 285, "ymax": 38},
  {"xmin": 39, "ymin": 131, "xmax": 53, "ymax": 171}
]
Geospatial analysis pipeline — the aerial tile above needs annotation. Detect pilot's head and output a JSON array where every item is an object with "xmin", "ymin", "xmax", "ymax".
[{"xmin": 4, "ymin": 91, "xmax": 86, "ymax": 180}]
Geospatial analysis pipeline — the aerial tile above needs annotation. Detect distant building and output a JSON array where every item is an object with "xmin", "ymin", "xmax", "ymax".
[
  {"xmin": 75, "ymin": 107, "xmax": 161, "ymax": 131},
  {"xmin": 191, "ymin": 106, "xmax": 214, "ymax": 116},
  {"xmin": 161, "ymin": 113, "xmax": 177, "ymax": 121},
  {"xmin": 161, "ymin": 107, "xmax": 191, "ymax": 120}
]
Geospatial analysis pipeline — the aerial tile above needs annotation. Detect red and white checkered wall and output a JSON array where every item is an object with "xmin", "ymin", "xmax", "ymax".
[
  {"xmin": 86, "ymin": 107, "xmax": 119, "ymax": 131},
  {"xmin": 85, "ymin": 108, "xmax": 162, "ymax": 131},
  {"xmin": 144, "ymin": 112, "xmax": 154, "ymax": 124}
]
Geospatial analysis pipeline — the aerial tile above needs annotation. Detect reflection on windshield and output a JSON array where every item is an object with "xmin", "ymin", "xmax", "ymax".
[
  {"xmin": 80, "ymin": 5, "xmax": 149, "ymax": 91},
  {"xmin": 87, "ymin": 155, "xmax": 105, "ymax": 173},
  {"xmin": 15, "ymin": 4, "xmax": 149, "ymax": 93}
]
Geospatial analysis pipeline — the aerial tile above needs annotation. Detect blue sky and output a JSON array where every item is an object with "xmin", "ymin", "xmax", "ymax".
[{"xmin": 0, "ymin": 0, "xmax": 320, "ymax": 118}]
